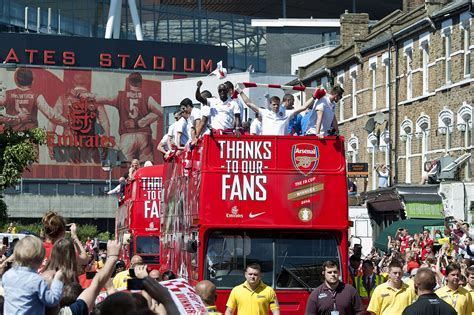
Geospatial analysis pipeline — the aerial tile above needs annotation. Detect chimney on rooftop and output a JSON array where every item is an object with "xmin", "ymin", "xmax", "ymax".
[{"xmin": 340, "ymin": 10, "xmax": 369, "ymax": 48}]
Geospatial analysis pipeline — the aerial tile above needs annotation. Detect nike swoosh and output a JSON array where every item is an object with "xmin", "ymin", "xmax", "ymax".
[{"xmin": 249, "ymin": 212, "xmax": 265, "ymax": 218}]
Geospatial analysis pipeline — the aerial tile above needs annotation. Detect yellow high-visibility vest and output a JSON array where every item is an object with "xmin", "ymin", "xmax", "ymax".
[{"xmin": 355, "ymin": 274, "xmax": 384, "ymax": 298}]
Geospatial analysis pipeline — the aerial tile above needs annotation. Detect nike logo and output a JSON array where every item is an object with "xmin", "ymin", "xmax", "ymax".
[{"xmin": 249, "ymin": 212, "xmax": 265, "ymax": 218}]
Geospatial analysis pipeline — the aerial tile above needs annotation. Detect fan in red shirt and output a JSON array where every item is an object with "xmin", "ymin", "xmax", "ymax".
[
  {"xmin": 420, "ymin": 229, "xmax": 434, "ymax": 260},
  {"xmin": 396, "ymin": 228, "xmax": 413, "ymax": 254}
]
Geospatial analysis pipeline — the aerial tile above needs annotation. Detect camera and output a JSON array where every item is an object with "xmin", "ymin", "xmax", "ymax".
[{"xmin": 127, "ymin": 279, "xmax": 144, "ymax": 290}]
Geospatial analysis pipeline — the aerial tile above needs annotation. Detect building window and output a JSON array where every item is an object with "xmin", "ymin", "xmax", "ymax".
[
  {"xmin": 405, "ymin": 51, "xmax": 413, "ymax": 99},
  {"xmin": 337, "ymin": 71, "xmax": 344, "ymax": 121},
  {"xmin": 382, "ymin": 52, "xmax": 390, "ymax": 108},
  {"xmin": 416, "ymin": 114, "xmax": 431, "ymax": 177},
  {"xmin": 419, "ymin": 32, "xmax": 430, "ymax": 95},
  {"xmin": 442, "ymin": 19, "xmax": 453, "ymax": 84},
  {"xmin": 437, "ymin": 108, "xmax": 453, "ymax": 152},
  {"xmin": 350, "ymin": 65, "xmax": 357, "ymax": 118},
  {"xmin": 460, "ymin": 13, "xmax": 471, "ymax": 77},
  {"xmin": 369, "ymin": 56, "xmax": 377, "ymax": 111},
  {"xmin": 367, "ymin": 132, "xmax": 378, "ymax": 190},
  {"xmin": 400, "ymin": 118, "xmax": 413, "ymax": 184},
  {"xmin": 457, "ymin": 103, "xmax": 472, "ymax": 180}
]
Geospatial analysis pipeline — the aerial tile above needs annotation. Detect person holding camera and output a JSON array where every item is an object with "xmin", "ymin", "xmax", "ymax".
[{"xmin": 112, "ymin": 255, "xmax": 143, "ymax": 289}]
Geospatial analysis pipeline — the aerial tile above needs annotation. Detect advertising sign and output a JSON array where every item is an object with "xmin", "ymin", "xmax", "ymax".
[
  {"xmin": 0, "ymin": 67, "xmax": 171, "ymax": 178},
  {"xmin": 201, "ymin": 136, "xmax": 348, "ymax": 227},
  {"xmin": 0, "ymin": 33, "xmax": 227, "ymax": 74},
  {"xmin": 347, "ymin": 162, "xmax": 369, "ymax": 178}
]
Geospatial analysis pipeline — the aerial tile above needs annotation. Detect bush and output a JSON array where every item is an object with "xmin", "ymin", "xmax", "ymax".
[
  {"xmin": 96, "ymin": 231, "xmax": 113, "ymax": 241},
  {"xmin": 76, "ymin": 224, "xmax": 98, "ymax": 241}
]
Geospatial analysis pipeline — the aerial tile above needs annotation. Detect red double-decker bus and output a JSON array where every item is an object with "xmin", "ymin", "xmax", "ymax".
[
  {"xmin": 116, "ymin": 165, "xmax": 163, "ymax": 269},
  {"xmin": 161, "ymin": 135, "xmax": 348, "ymax": 313}
]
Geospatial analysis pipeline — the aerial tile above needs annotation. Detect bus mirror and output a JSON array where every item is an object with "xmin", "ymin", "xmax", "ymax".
[
  {"xmin": 123, "ymin": 233, "xmax": 131, "ymax": 244},
  {"xmin": 185, "ymin": 240, "xmax": 198, "ymax": 253}
]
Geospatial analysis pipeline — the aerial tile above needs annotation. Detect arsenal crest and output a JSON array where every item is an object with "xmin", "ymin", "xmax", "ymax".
[{"xmin": 292, "ymin": 143, "xmax": 319, "ymax": 176}]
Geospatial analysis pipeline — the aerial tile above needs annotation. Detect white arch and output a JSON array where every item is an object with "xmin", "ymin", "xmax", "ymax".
[
  {"xmin": 457, "ymin": 103, "xmax": 472, "ymax": 131},
  {"xmin": 400, "ymin": 117, "xmax": 413, "ymax": 140},
  {"xmin": 416, "ymin": 113, "xmax": 430, "ymax": 135},
  {"xmin": 347, "ymin": 134, "xmax": 359, "ymax": 163},
  {"xmin": 437, "ymin": 107, "xmax": 454, "ymax": 134}
]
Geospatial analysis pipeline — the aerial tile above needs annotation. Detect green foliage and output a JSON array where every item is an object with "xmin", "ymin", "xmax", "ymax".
[
  {"xmin": 76, "ymin": 224, "xmax": 98, "ymax": 241},
  {"xmin": 0, "ymin": 128, "xmax": 47, "ymax": 190},
  {"xmin": 0, "ymin": 221, "xmax": 112, "ymax": 242},
  {"xmin": 2, "ymin": 223, "xmax": 43, "ymax": 236},
  {"xmin": 0, "ymin": 196, "xmax": 8, "ymax": 226},
  {"xmin": 96, "ymin": 231, "xmax": 113, "ymax": 241}
]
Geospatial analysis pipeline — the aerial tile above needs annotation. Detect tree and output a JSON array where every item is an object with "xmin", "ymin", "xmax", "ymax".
[{"xmin": 0, "ymin": 127, "xmax": 47, "ymax": 191}]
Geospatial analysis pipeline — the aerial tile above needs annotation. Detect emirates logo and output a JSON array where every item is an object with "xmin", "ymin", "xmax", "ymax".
[{"xmin": 69, "ymin": 98, "xmax": 97, "ymax": 134}]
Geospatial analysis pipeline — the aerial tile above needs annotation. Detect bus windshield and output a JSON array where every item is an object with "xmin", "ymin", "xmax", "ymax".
[
  {"xmin": 205, "ymin": 230, "xmax": 340, "ymax": 289},
  {"xmin": 135, "ymin": 236, "xmax": 160, "ymax": 255}
]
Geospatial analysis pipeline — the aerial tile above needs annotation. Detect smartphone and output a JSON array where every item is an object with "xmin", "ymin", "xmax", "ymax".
[
  {"xmin": 86, "ymin": 271, "xmax": 97, "ymax": 279},
  {"xmin": 128, "ymin": 268, "xmax": 136, "ymax": 278},
  {"xmin": 127, "ymin": 279, "xmax": 144, "ymax": 290},
  {"xmin": 98, "ymin": 242, "xmax": 107, "ymax": 250},
  {"xmin": 65, "ymin": 224, "xmax": 72, "ymax": 232},
  {"xmin": 2, "ymin": 237, "xmax": 9, "ymax": 246}
]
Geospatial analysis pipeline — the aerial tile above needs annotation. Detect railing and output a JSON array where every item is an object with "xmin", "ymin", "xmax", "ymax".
[{"xmin": 299, "ymin": 40, "xmax": 340, "ymax": 53}]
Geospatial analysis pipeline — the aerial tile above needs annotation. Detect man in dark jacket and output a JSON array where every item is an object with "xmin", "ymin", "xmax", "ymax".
[{"xmin": 403, "ymin": 268, "xmax": 456, "ymax": 315}]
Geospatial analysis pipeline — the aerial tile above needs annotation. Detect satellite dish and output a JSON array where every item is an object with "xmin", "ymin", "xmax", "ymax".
[
  {"xmin": 364, "ymin": 118, "xmax": 375, "ymax": 133},
  {"xmin": 374, "ymin": 112, "xmax": 385, "ymax": 124}
]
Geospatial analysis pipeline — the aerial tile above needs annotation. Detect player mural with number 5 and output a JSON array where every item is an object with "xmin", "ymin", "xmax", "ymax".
[{"xmin": 82, "ymin": 72, "xmax": 163, "ymax": 162}]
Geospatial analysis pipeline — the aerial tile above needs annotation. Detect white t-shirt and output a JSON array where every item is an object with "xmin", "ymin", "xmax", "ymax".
[
  {"xmin": 189, "ymin": 107, "xmax": 202, "ymax": 128},
  {"xmin": 207, "ymin": 97, "xmax": 240, "ymax": 130},
  {"xmin": 159, "ymin": 134, "xmax": 169, "ymax": 151},
  {"xmin": 258, "ymin": 108, "xmax": 295, "ymax": 136},
  {"xmin": 173, "ymin": 117, "xmax": 189, "ymax": 145},
  {"xmin": 199, "ymin": 105, "xmax": 211, "ymax": 135},
  {"xmin": 250, "ymin": 119, "xmax": 262, "ymax": 135},
  {"xmin": 314, "ymin": 96, "xmax": 336, "ymax": 136}
]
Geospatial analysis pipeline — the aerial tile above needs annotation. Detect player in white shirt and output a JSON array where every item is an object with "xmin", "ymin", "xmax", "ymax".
[
  {"xmin": 157, "ymin": 133, "xmax": 170, "ymax": 158},
  {"xmin": 179, "ymin": 98, "xmax": 201, "ymax": 144},
  {"xmin": 224, "ymin": 81, "xmax": 245, "ymax": 124},
  {"xmin": 236, "ymin": 84, "xmax": 323, "ymax": 136},
  {"xmin": 305, "ymin": 85, "xmax": 344, "ymax": 137},
  {"xmin": 194, "ymin": 90, "xmax": 212, "ymax": 141},
  {"xmin": 250, "ymin": 111, "xmax": 263, "ymax": 135},
  {"xmin": 166, "ymin": 110, "xmax": 181, "ymax": 150},
  {"xmin": 174, "ymin": 110, "xmax": 190, "ymax": 150},
  {"xmin": 195, "ymin": 80, "xmax": 241, "ymax": 135}
]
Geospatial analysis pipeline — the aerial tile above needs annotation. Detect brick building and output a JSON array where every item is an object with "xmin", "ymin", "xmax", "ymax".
[{"xmin": 297, "ymin": 0, "xmax": 473, "ymax": 227}]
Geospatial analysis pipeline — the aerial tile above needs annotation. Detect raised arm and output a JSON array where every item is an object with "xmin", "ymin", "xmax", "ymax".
[
  {"xmin": 235, "ymin": 84, "xmax": 259, "ymax": 114},
  {"xmin": 77, "ymin": 240, "xmax": 121, "ymax": 312},
  {"xmin": 292, "ymin": 88, "xmax": 326, "ymax": 117},
  {"xmin": 195, "ymin": 81, "xmax": 208, "ymax": 105}
]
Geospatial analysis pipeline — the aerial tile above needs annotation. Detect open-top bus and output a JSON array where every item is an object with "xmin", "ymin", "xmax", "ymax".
[
  {"xmin": 115, "ymin": 165, "xmax": 163, "ymax": 269},
  {"xmin": 161, "ymin": 134, "xmax": 348, "ymax": 313}
]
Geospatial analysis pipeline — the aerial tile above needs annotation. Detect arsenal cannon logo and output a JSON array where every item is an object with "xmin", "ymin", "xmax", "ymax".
[{"xmin": 291, "ymin": 143, "xmax": 319, "ymax": 176}]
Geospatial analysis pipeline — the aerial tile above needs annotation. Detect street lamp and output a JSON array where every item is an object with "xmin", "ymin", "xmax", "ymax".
[{"xmin": 101, "ymin": 160, "xmax": 112, "ymax": 192}]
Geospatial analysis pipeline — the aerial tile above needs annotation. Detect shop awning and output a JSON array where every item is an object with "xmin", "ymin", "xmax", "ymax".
[{"xmin": 373, "ymin": 218, "xmax": 445, "ymax": 252}]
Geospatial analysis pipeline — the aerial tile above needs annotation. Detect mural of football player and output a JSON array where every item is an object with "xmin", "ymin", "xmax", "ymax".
[
  {"xmin": 48, "ymin": 71, "xmax": 111, "ymax": 163},
  {"xmin": 89, "ymin": 72, "xmax": 162, "ymax": 162},
  {"xmin": 0, "ymin": 68, "xmax": 67, "ymax": 131}
]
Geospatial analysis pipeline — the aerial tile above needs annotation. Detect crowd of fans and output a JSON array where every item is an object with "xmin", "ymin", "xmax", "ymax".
[
  {"xmin": 0, "ymin": 211, "xmax": 184, "ymax": 315},
  {"xmin": 344, "ymin": 217, "xmax": 474, "ymax": 314}
]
